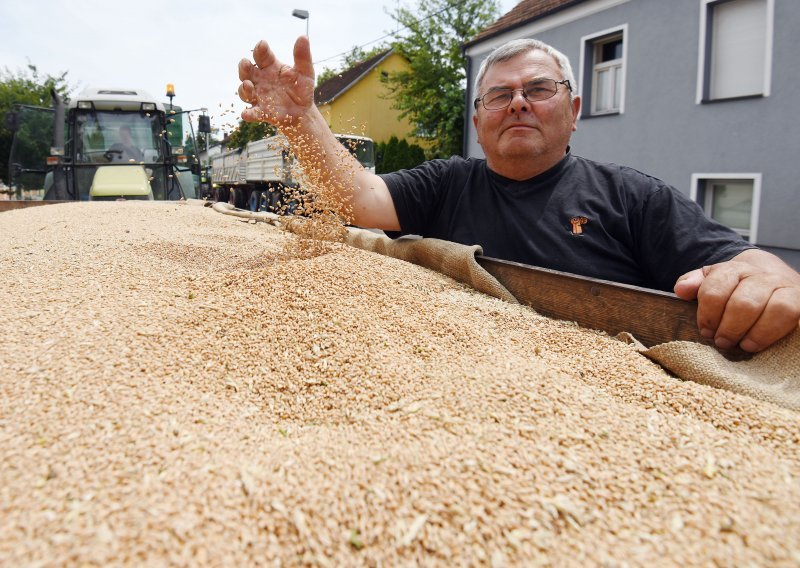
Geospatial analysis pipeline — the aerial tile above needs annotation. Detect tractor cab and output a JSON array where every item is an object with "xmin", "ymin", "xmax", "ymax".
[{"xmin": 6, "ymin": 88, "xmax": 203, "ymax": 202}]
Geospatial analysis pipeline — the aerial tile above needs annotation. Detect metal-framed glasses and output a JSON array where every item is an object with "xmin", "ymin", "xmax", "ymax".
[{"xmin": 474, "ymin": 78, "xmax": 572, "ymax": 110}]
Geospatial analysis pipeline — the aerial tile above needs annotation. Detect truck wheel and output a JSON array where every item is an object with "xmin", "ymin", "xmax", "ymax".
[
  {"xmin": 268, "ymin": 190, "xmax": 281, "ymax": 213},
  {"xmin": 249, "ymin": 190, "xmax": 263, "ymax": 212},
  {"xmin": 229, "ymin": 188, "xmax": 249, "ymax": 210}
]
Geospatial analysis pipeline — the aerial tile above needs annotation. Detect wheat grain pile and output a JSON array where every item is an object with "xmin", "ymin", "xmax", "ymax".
[{"xmin": 1, "ymin": 201, "xmax": 798, "ymax": 567}]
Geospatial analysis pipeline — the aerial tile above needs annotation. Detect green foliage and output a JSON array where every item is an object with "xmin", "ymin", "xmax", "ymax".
[
  {"xmin": 316, "ymin": 67, "xmax": 338, "ymax": 87},
  {"xmin": 0, "ymin": 64, "xmax": 70, "ymax": 186},
  {"xmin": 376, "ymin": 136, "xmax": 426, "ymax": 173},
  {"xmin": 226, "ymin": 120, "xmax": 276, "ymax": 150},
  {"xmin": 385, "ymin": 0, "xmax": 500, "ymax": 158},
  {"xmin": 7, "ymin": 107, "xmax": 54, "ymax": 192}
]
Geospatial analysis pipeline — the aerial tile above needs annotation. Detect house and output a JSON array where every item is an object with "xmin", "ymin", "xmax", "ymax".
[
  {"xmin": 314, "ymin": 49, "xmax": 422, "ymax": 146},
  {"xmin": 464, "ymin": 0, "xmax": 799, "ymax": 268}
]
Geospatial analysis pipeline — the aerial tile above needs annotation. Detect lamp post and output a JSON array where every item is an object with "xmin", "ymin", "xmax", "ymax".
[{"xmin": 292, "ymin": 9, "xmax": 309, "ymax": 37}]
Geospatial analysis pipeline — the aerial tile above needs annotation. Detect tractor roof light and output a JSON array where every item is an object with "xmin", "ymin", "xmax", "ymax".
[
  {"xmin": 141, "ymin": 102, "xmax": 157, "ymax": 111},
  {"xmin": 77, "ymin": 101, "xmax": 94, "ymax": 110}
]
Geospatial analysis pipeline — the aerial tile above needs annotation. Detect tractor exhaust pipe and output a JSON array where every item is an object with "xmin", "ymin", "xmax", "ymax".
[
  {"xmin": 50, "ymin": 88, "xmax": 69, "ymax": 199},
  {"xmin": 51, "ymin": 88, "xmax": 64, "ymax": 151}
]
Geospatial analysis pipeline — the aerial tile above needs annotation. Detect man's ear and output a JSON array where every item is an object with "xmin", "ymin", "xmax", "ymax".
[
  {"xmin": 472, "ymin": 112, "xmax": 480, "ymax": 144},
  {"xmin": 571, "ymin": 96, "xmax": 581, "ymax": 132}
]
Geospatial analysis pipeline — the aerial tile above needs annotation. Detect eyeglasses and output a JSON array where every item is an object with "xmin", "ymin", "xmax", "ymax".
[{"xmin": 474, "ymin": 79, "xmax": 572, "ymax": 110}]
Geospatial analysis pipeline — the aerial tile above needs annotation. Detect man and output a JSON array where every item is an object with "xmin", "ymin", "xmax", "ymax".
[
  {"xmin": 238, "ymin": 36, "xmax": 800, "ymax": 353},
  {"xmin": 107, "ymin": 125, "xmax": 144, "ymax": 163}
]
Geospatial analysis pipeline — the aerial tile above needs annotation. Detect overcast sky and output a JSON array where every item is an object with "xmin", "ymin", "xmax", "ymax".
[{"xmin": 1, "ymin": 0, "xmax": 517, "ymax": 136}]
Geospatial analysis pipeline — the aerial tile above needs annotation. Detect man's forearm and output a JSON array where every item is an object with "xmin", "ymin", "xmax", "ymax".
[{"xmin": 281, "ymin": 106, "xmax": 399, "ymax": 230}]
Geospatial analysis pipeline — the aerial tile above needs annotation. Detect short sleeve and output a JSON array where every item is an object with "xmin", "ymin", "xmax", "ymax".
[
  {"xmin": 634, "ymin": 182, "xmax": 755, "ymax": 290},
  {"xmin": 379, "ymin": 159, "xmax": 455, "ymax": 236}
]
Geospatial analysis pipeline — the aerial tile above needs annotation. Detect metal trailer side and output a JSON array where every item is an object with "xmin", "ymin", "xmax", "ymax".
[
  {"xmin": 211, "ymin": 135, "xmax": 294, "ymax": 211},
  {"xmin": 244, "ymin": 137, "xmax": 292, "ymax": 186},
  {"xmin": 209, "ymin": 133, "xmax": 374, "ymax": 212}
]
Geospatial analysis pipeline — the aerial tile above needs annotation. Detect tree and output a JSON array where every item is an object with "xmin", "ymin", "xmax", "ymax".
[
  {"xmin": 225, "ymin": 119, "xmax": 276, "ymax": 150},
  {"xmin": 384, "ymin": 0, "xmax": 500, "ymax": 158},
  {"xmin": 376, "ymin": 136, "xmax": 426, "ymax": 174},
  {"xmin": 0, "ymin": 64, "xmax": 70, "ymax": 186}
]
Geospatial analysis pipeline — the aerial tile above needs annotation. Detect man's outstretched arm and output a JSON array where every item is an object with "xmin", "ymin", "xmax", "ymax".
[{"xmin": 237, "ymin": 36, "xmax": 400, "ymax": 230}]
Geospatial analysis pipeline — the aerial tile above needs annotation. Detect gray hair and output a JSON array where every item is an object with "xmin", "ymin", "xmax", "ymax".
[{"xmin": 473, "ymin": 38, "xmax": 577, "ymax": 101}]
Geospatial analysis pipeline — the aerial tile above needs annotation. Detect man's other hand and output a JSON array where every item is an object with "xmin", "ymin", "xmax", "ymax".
[{"xmin": 674, "ymin": 249, "xmax": 800, "ymax": 352}]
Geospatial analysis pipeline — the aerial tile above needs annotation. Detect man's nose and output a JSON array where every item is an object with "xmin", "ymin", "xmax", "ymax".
[{"xmin": 508, "ymin": 89, "xmax": 530, "ymax": 113}]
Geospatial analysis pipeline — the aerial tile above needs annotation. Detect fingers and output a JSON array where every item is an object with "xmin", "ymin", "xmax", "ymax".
[
  {"xmin": 238, "ymin": 58, "xmax": 253, "ymax": 82},
  {"xmin": 252, "ymin": 40, "xmax": 278, "ymax": 73},
  {"xmin": 694, "ymin": 263, "xmax": 743, "ymax": 342},
  {"xmin": 238, "ymin": 41, "xmax": 278, "ymax": 123},
  {"xmin": 673, "ymin": 268, "xmax": 704, "ymax": 301},
  {"xmin": 292, "ymin": 36, "xmax": 315, "ymax": 80},
  {"xmin": 238, "ymin": 80, "xmax": 254, "ymax": 104},
  {"xmin": 693, "ymin": 261, "xmax": 800, "ymax": 352},
  {"xmin": 737, "ymin": 288, "xmax": 800, "ymax": 352},
  {"xmin": 237, "ymin": 37, "xmax": 315, "ymax": 125},
  {"xmin": 710, "ymin": 274, "xmax": 770, "ymax": 349}
]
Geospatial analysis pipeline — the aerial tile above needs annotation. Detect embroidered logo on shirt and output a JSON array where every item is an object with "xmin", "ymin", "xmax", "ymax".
[{"xmin": 570, "ymin": 216, "xmax": 589, "ymax": 235}]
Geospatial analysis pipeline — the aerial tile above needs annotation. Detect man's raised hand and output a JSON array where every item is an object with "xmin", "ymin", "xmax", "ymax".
[{"xmin": 238, "ymin": 37, "xmax": 315, "ymax": 127}]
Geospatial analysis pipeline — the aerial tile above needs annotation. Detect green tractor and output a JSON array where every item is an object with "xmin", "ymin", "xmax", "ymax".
[{"xmin": 4, "ymin": 87, "xmax": 210, "ymax": 207}]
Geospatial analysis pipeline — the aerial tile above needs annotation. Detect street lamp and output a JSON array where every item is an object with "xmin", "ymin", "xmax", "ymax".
[{"xmin": 292, "ymin": 9, "xmax": 309, "ymax": 37}]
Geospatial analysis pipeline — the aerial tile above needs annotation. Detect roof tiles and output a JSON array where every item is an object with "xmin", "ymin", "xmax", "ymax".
[{"xmin": 467, "ymin": 0, "xmax": 585, "ymax": 46}]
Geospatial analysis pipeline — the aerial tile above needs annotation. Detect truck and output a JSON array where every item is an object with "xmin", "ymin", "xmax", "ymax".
[
  {"xmin": 210, "ymin": 133, "xmax": 375, "ymax": 212},
  {"xmin": 3, "ymin": 87, "xmax": 208, "ymax": 209}
]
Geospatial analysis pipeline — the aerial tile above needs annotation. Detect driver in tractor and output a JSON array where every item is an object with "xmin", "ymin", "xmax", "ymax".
[{"xmin": 106, "ymin": 126, "xmax": 144, "ymax": 163}]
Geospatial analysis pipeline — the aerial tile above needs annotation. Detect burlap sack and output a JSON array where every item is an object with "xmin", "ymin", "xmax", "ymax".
[
  {"xmin": 343, "ymin": 229, "xmax": 518, "ymax": 304},
  {"xmin": 641, "ymin": 330, "xmax": 800, "ymax": 410}
]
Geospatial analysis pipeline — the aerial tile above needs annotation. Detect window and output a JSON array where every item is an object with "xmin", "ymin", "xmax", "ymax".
[
  {"xmin": 580, "ymin": 25, "xmax": 627, "ymax": 117},
  {"xmin": 592, "ymin": 36, "xmax": 623, "ymax": 114},
  {"xmin": 697, "ymin": 0, "xmax": 773, "ymax": 103},
  {"xmin": 691, "ymin": 174, "xmax": 761, "ymax": 242}
]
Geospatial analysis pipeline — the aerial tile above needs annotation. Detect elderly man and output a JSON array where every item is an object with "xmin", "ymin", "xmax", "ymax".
[{"xmin": 238, "ymin": 36, "xmax": 800, "ymax": 353}]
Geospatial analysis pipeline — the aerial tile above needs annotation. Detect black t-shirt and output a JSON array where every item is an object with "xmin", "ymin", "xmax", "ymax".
[{"xmin": 381, "ymin": 152, "xmax": 754, "ymax": 291}]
